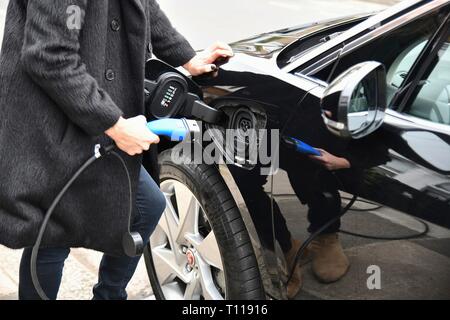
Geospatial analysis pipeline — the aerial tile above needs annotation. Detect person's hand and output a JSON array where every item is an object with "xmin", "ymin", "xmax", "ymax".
[
  {"xmin": 105, "ymin": 116, "xmax": 160, "ymax": 156},
  {"xmin": 309, "ymin": 149, "xmax": 351, "ymax": 171},
  {"xmin": 183, "ymin": 41, "xmax": 234, "ymax": 76}
]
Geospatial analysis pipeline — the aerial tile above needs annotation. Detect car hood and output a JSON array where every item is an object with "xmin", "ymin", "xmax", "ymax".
[{"xmin": 230, "ymin": 13, "xmax": 371, "ymax": 60}]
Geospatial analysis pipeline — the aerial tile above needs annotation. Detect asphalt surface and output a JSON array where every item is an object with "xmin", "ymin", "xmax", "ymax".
[
  {"xmin": 3, "ymin": 0, "xmax": 449, "ymax": 301},
  {"xmin": 277, "ymin": 195, "xmax": 450, "ymax": 300}
]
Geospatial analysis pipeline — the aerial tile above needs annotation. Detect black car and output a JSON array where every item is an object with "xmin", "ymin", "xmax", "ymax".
[{"xmin": 143, "ymin": 0, "xmax": 450, "ymax": 300}]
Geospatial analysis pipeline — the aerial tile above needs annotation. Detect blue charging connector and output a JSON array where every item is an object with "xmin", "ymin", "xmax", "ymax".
[
  {"xmin": 284, "ymin": 137, "xmax": 321, "ymax": 156},
  {"xmin": 147, "ymin": 118, "xmax": 200, "ymax": 141},
  {"xmin": 148, "ymin": 119, "xmax": 320, "ymax": 157}
]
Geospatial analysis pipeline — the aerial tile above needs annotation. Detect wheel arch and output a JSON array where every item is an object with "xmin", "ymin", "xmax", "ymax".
[{"xmin": 216, "ymin": 163, "xmax": 284, "ymax": 299}]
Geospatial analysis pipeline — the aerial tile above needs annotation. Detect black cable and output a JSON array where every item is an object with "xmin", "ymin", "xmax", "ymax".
[
  {"xmin": 286, "ymin": 195, "xmax": 429, "ymax": 284},
  {"xmin": 339, "ymin": 220, "xmax": 429, "ymax": 240},
  {"xmin": 110, "ymin": 151, "xmax": 133, "ymax": 232},
  {"xmin": 31, "ymin": 153, "xmax": 98, "ymax": 300},
  {"xmin": 30, "ymin": 144, "xmax": 133, "ymax": 300},
  {"xmin": 278, "ymin": 192, "xmax": 426, "ymax": 233},
  {"xmin": 340, "ymin": 196, "xmax": 429, "ymax": 240},
  {"xmin": 346, "ymin": 206, "xmax": 382, "ymax": 212},
  {"xmin": 341, "ymin": 196, "xmax": 382, "ymax": 211},
  {"xmin": 275, "ymin": 193, "xmax": 382, "ymax": 211}
]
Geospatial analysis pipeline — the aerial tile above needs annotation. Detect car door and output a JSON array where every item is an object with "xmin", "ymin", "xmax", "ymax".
[
  {"xmin": 373, "ymin": 25, "xmax": 450, "ymax": 228},
  {"xmin": 271, "ymin": 1, "xmax": 450, "ymax": 298}
]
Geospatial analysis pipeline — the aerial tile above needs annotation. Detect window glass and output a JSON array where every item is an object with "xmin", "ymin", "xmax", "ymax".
[
  {"xmin": 311, "ymin": 6, "xmax": 449, "ymax": 106},
  {"xmin": 404, "ymin": 34, "xmax": 450, "ymax": 126}
]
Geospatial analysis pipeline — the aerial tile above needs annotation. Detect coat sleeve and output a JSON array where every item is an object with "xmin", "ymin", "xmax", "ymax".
[
  {"xmin": 20, "ymin": 0, "xmax": 123, "ymax": 137},
  {"xmin": 148, "ymin": 0, "xmax": 196, "ymax": 67}
]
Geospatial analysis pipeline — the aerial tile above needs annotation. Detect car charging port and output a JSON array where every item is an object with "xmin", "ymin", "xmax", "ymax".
[
  {"xmin": 228, "ymin": 107, "xmax": 258, "ymax": 164},
  {"xmin": 232, "ymin": 108, "xmax": 257, "ymax": 141}
]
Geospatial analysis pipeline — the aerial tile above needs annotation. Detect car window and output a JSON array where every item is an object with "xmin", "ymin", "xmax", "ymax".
[
  {"xmin": 311, "ymin": 6, "xmax": 449, "ymax": 107},
  {"xmin": 403, "ymin": 34, "xmax": 450, "ymax": 126},
  {"xmin": 386, "ymin": 40, "xmax": 427, "ymax": 90}
]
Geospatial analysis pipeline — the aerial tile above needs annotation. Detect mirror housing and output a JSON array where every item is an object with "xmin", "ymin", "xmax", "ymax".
[{"xmin": 321, "ymin": 61, "xmax": 387, "ymax": 139}]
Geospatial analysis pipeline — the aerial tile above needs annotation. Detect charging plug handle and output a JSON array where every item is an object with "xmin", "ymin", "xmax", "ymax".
[
  {"xmin": 147, "ymin": 118, "xmax": 200, "ymax": 141},
  {"xmin": 185, "ymin": 94, "xmax": 222, "ymax": 124},
  {"xmin": 145, "ymin": 73, "xmax": 222, "ymax": 124}
]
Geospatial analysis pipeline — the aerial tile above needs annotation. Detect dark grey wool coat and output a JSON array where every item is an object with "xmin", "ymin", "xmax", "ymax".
[{"xmin": 0, "ymin": 0, "xmax": 195, "ymax": 255}]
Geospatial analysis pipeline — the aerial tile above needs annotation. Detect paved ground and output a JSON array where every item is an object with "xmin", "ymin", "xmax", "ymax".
[
  {"xmin": 3, "ymin": 0, "xmax": 446, "ymax": 301},
  {"xmin": 0, "ymin": 248, "xmax": 152, "ymax": 300},
  {"xmin": 275, "ymin": 195, "xmax": 450, "ymax": 300}
]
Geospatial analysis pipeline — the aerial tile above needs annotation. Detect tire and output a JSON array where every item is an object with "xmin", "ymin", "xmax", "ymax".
[{"xmin": 144, "ymin": 149, "xmax": 265, "ymax": 300}]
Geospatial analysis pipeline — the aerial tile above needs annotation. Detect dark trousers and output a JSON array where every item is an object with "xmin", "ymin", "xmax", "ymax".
[
  {"xmin": 229, "ymin": 163, "xmax": 342, "ymax": 255},
  {"xmin": 230, "ymin": 149, "xmax": 345, "ymax": 255},
  {"xmin": 272, "ymin": 167, "xmax": 342, "ymax": 253},
  {"xmin": 18, "ymin": 166, "xmax": 166, "ymax": 300}
]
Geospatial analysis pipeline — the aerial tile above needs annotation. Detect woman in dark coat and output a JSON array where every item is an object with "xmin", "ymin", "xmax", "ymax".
[{"xmin": 0, "ymin": 0, "xmax": 232, "ymax": 299}]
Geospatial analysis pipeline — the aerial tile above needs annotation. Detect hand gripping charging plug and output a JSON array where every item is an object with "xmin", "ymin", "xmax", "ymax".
[
  {"xmin": 122, "ymin": 118, "xmax": 200, "ymax": 258},
  {"xmin": 148, "ymin": 118, "xmax": 200, "ymax": 142},
  {"xmin": 32, "ymin": 118, "xmax": 200, "ymax": 300}
]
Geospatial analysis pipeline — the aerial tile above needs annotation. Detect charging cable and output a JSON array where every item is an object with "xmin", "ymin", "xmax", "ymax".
[
  {"xmin": 31, "ymin": 118, "xmax": 200, "ymax": 300},
  {"xmin": 287, "ymin": 194, "xmax": 357, "ymax": 283},
  {"xmin": 287, "ymin": 193, "xmax": 429, "ymax": 284},
  {"xmin": 31, "ymin": 144, "xmax": 118, "ymax": 300}
]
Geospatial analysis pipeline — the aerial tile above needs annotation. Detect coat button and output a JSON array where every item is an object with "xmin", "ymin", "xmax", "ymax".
[
  {"xmin": 105, "ymin": 69, "xmax": 115, "ymax": 81},
  {"xmin": 111, "ymin": 19, "xmax": 120, "ymax": 31}
]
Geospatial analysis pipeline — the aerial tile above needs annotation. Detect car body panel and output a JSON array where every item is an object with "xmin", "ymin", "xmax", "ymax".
[
  {"xmin": 188, "ymin": 0, "xmax": 450, "ymax": 299},
  {"xmin": 142, "ymin": 0, "xmax": 450, "ymax": 299},
  {"xmin": 230, "ymin": 13, "xmax": 370, "ymax": 63}
]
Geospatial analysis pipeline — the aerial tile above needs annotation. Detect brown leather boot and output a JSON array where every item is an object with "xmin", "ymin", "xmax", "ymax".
[
  {"xmin": 284, "ymin": 239, "xmax": 311, "ymax": 299},
  {"xmin": 310, "ymin": 233, "xmax": 349, "ymax": 283}
]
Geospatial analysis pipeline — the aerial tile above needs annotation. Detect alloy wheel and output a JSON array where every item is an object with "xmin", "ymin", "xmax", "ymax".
[{"xmin": 150, "ymin": 179, "xmax": 226, "ymax": 300}]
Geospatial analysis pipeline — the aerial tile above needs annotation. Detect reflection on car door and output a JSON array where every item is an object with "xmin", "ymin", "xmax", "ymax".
[
  {"xmin": 372, "ymin": 28, "xmax": 450, "ymax": 228},
  {"xmin": 271, "ymin": 6, "xmax": 450, "ymax": 290}
]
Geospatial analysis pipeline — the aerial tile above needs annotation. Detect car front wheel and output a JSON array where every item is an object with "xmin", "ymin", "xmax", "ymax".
[{"xmin": 144, "ymin": 149, "xmax": 265, "ymax": 300}]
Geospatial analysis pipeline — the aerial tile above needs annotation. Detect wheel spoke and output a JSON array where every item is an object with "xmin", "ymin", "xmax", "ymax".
[
  {"xmin": 196, "ymin": 256, "xmax": 224, "ymax": 300},
  {"xmin": 186, "ymin": 232, "xmax": 224, "ymax": 271},
  {"xmin": 176, "ymin": 196, "xmax": 199, "ymax": 245},
  {"xmin": 152, "ymin": 247, "xmax": 189, "ymax": 284},
  {"xmin": 184, "ymin": 275, "xmax": 201, "ymax": 300},
  {"xmin": 152, "ymin": 247, "xmax": 176, "ymax": 285},
  {"xmin": 161, "ymin": 193, "xmax": 179, "ymax": 241},
  {"xmin": 160, "ymin": 192, "xmax": 186, "ymax": 264},
  {"xmin": 173, "ymin": 182, "xmax": 195, "ymax": 221}
]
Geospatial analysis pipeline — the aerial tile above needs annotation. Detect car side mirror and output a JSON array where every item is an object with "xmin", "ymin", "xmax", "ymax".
[{"xmin": 321, "ymin": 61, "xmax": 387, "ymax": 139}]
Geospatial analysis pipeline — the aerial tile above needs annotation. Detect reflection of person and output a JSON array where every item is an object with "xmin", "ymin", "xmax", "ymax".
[
  {"xmin": 230, "ymin": 146, "xmax": 352, "ymax": 299},
  {"xmin": 0, "ymin": 1, "xmax": 232, "ymax": 300},
  {"xmin": 281, "ymin": 145, "xmax": 354, "ymax": 298},
  {"xmin": 228, "ymin": 132, "xmax": 355, "ymax": 299},
  {"xmin": 282, "ymin": 132, "xmax": 389, "ymax": 298}
]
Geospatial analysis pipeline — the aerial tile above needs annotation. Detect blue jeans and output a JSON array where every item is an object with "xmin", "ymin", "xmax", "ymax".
[{"xmin": 19, "ymin": 166, "xmax": 166, "ymax": 300}]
